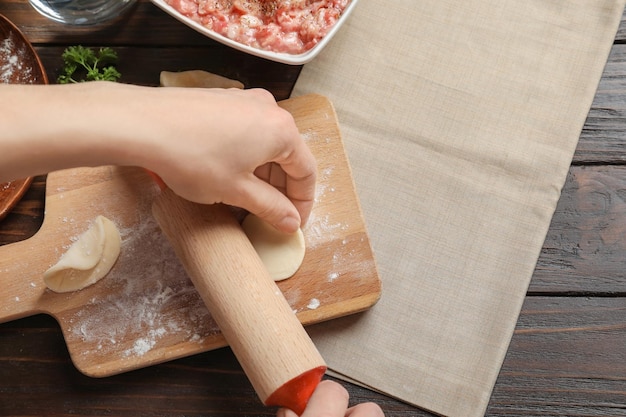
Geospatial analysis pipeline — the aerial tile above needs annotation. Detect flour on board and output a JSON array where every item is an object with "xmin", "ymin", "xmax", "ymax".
[
  {"xmin": 307, "ymin": 298, "xmax": 321, "ymax": 310},
  {"xmin": 66, "ymin": 214, "xmax": 216, "ymax": 359}
]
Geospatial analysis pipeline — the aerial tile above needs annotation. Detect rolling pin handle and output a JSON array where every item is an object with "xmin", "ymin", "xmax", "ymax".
[
  {"xmin": 265, "ymin": 365, "xmax": 327, "ymax": 415},
  {"xmin": 151, "ymin": 188, "xmax": 326, "ymax": 414}
]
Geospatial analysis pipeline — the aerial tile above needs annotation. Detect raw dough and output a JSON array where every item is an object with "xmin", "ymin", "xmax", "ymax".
[
  {"xmin": 44, "ymin": 215, "xmax": 121, "ymax": 293},
  {"xmin": 159, "ymin": 70, "xmax": 244, "ymax": 89},
  {"xmin": 241, "ymin": 214, "xmax": 305, "ymax": 281}
]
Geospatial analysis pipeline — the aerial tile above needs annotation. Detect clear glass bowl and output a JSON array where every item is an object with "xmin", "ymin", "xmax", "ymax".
[{"xmin": 29, "ymin": 0, "xmax": 136, "ymax": 26}]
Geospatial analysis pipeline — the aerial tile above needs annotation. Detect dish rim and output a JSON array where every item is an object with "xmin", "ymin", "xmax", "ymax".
[{"xmin": 150, "ymin": 0, "xmax": 359, "ymax": 65}]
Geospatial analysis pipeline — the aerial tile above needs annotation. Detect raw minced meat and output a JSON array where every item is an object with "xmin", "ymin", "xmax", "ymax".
[{"xmin": 165, "ymin": 0, "xmax": 351, "ymax": 54}]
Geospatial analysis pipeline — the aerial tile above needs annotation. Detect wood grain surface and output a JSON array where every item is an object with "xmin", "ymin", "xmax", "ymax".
[{"xmin": 1, "ymin": 1, "xmax": 626, "ymax": 416}]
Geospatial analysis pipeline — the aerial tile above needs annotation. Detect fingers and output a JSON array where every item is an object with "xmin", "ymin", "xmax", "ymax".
[
  {"xmin": 232, "ymin": 175, "xmax": 303, "ymax": 233},
  {"xmin": 249, "ymin": 94, "xmax": 316, "ymax": 226},
  {"xmin": 276, "ymin": 380, "xmax": 385, "ymax": 417},
  {"xmin": 145, "ymin": 87, "xmax": 316, "ymax": 232},
  {"xmin": 345, "ymin": 402, "xmax": 386, "ymax": 417},
  {"xmin": 274, "ymin": 136, "xmax": 317, "ymax": 226},
  {"xmin": 278, "ymin": 380, "xmax": 349, "ymax": 417},
  {"xmin": 254, "ymin": 160, "xmax": 316, "ymax": 229},
  {"xmin": 224, "ymin": 89, "xmax": 316, "ymax": 229},
  {"xmin": 304, "ymin": 380, "xmax": 351, "ymax": 416}
]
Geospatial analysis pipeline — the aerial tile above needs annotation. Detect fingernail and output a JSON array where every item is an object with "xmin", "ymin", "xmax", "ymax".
[{"xmin": 277, "ymin": 216, "xmax": 301, "ymax": 233}]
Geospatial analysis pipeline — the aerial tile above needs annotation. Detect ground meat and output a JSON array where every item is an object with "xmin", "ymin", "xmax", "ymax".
[{"xmin": 165, "ymin": 0, "xmax": 351, "ymax": 55}]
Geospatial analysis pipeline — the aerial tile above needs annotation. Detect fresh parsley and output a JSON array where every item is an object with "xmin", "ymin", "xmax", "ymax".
[{"xmin": 57, "ymin": 45, "xmax": 121, "ymax": 84}]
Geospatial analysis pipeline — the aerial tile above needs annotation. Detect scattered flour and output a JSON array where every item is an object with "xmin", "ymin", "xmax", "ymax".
[
  {"xmin": 0, "ymin": 31, "xmax": 35, "ymax": 84},
  {"xmin": 67, "ymin": 214, "xmax": 217, "ymax": 359},
  {"xmin": 303, "ymin": 165, "xmax": 350, "ymax": 249},
  {"xmin": 307, "ymin": 298, "xmax": 320, "ymax": 310},
  {"xmin": 125, "ymin": 327, "xmax": 167, "ymax": 356}
]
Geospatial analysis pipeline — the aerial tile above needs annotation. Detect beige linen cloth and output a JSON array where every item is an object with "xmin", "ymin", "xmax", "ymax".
[{"xmin": 293, "ymin": 1, "xmax": 625, "ymax": 416}]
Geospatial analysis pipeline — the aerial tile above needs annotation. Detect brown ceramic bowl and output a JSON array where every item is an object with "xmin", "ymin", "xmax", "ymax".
[{"xmin": 0, "ymin": 14, "xmax": 48, "ymax": 222}]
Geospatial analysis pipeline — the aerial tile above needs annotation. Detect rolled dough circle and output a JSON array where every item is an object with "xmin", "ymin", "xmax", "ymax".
[
  {"xmin": 241, "ymin": 214, "xmax": 306, "ymax": 281},
  {"xmin": 43, "ymin": 215, "xmax": 121, "ymax": 293}
]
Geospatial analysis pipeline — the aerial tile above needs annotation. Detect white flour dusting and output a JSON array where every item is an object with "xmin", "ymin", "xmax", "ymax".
[
  {"xmin": 328, "ymin": 271, "xmax": 340, "ymax": 282},
  {"xmin": 303, "ymin": 165, "xmax": 349, "ymax": 248},
  {"xmin": 66, "ymin": 214, "xmax": 217, "ymax": 359},
  {"xmin": 126, "ymin": 327, "xmax": 166, "ymax": 356},
  {"xmin": 0, "ymin": 31, "xmax": 35, "ymax": 84},
  {"xmin": 304, "ymin": 212, "xmax": 347, "ymax": 246}
]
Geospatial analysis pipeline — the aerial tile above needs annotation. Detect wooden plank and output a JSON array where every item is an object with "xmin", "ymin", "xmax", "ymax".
[
  {"xmin": 3, "ymin": 297, "xmax": 625, "ymax": 416},
  {"xmin": 531, "ymin": 165, "xmax": 626, "ymax": 293},
  {"xmin": 576, "ymin": 44, "xmax": 626, "ymax": 164},
  {"xmin": 0, "ymin": 314, "xmax": 415, "ymax": 416},
  {"xmin": 615, "ymin": 8, "xmax": 626, "ymax": 42},
  {"xmin": 488, "ymin": 296, "xmax": 626, "ymax": 416}
]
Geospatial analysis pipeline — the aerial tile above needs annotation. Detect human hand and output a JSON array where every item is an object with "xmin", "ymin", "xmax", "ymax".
[
  {"xmin": 141, "ymin": 87, "xmax": 316, "ymax": 233},
  {"xmin": 276, "ymin": 380, "xmax": 385, "ymax": 417},
  {"xmin": 0, "ymin": 83, "xmax": 315, "ymax": 234}
]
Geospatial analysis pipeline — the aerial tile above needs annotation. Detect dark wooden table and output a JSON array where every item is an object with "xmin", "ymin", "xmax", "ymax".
[{"xmin": 2, "ymin": 2, "xmax": 626, "ymax": 416}]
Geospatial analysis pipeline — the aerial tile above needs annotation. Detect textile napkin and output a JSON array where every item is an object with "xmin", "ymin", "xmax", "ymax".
[{"xmin": 292, "ymin": 1, "xmax": 625, "ymax": 416}]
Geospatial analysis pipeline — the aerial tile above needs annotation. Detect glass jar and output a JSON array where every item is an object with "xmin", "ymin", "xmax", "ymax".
[{"xmin": 28, "ymin": 0, "xmax": 136, "ymax": 26}]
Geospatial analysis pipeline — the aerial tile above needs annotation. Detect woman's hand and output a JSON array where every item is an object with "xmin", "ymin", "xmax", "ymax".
[
  {"xmin": 277, "ymin": 380, "xmax": 384, "ymax": 417},
  {"xmin": 0, "ymin": 83, "xmax": 316, "ymax": 233},
  {"xmin": 142, "ymin": 87, "xmax": 317, "ymax": 233}
]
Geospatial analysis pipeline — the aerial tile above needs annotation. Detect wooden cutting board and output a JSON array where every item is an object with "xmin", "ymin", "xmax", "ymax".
[{"xmin": 0, "ymin": 94, "xmax": 381, "ymax": 377}]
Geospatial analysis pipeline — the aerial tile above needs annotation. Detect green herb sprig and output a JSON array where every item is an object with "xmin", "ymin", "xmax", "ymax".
[{"xmin": 57, "ymin": 45, "xmax": 121, "ymax": 84}]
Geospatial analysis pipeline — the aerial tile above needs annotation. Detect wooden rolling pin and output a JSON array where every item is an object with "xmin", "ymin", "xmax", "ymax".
[{"xmin": 152, "ymin": 187, "xmax": 326, "ymax": 415}]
